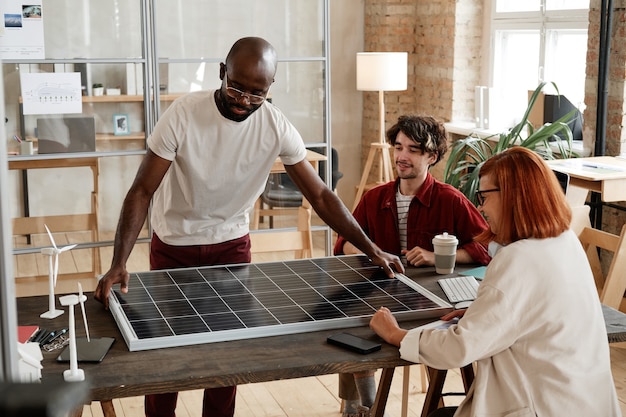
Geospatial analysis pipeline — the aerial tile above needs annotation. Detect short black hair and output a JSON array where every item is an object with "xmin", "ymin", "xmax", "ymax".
[{"xmin": 386, "ymin": 114, "xmax": 448, "ymax": 165}]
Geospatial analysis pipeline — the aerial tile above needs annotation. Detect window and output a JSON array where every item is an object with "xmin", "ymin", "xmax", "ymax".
[{"xmin": 488, "ymin": 0, "xmax": 588, "ymax": 129}]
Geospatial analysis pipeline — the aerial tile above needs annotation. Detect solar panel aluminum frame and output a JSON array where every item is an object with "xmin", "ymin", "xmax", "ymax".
[{"xmin": 108, "ymin": 256, "xmax": 453, "ymax": 352}]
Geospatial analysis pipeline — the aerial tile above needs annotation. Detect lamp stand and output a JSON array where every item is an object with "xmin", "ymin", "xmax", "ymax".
[{"xmin": 352, "ymin": 90, "xmax": 395, "ymax": 211}]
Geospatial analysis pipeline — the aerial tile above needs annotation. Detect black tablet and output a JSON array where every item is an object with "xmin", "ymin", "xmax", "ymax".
[{"xmin": 56, "ymin": 337, "xmax": 115, "ymax": 363}]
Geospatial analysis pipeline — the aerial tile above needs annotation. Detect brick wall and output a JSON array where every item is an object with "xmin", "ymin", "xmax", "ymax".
[{"xmin": 361, "ymin": 0, "xmax": 481, "ymax": 183}]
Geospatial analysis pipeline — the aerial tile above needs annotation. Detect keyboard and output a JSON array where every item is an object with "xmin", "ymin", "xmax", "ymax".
[{"xmin": 438, "ymin": 275, "xmax": 480, "ymax": 303}]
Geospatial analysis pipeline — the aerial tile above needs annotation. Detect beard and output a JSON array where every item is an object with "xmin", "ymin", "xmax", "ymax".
[
  {"xmin": 215, "ymin": 89, "xmax": 261, "ymax": 122},
  {"xmin": 395, "ymin": 161, "xmax": 417, "ymax": 179}
]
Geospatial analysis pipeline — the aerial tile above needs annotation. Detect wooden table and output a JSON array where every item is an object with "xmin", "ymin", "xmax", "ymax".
[
  {"xmin": 548, "ymin": 156, "xmax": 626, "ymax": 203},
  {"xmin": 548, "ymin": 156, "xmax": 626, "ymax": 228},
  {"xmin": 17, "ymin": 295, "xmax": 415, "ymax": 417},
  {"xmin": 16, "ymin": 265, "xmax": 626, "ymax": 417}
]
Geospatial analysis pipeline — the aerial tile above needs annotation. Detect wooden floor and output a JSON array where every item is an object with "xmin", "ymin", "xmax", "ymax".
[{"xmin": 12, "ymin": 223, "xmax": 626, "ymax": 416}]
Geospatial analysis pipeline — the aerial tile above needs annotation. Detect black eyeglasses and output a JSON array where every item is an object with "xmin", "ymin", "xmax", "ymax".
[
  {"xmin": 223, "ymin": 73, "xmax": 268, "ymax": 105},
  {"xmin": 476, "ymin": 188, "xmax": 500, "ymax": 205}
]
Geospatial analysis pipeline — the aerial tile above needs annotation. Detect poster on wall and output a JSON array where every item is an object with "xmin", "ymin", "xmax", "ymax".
[
  {"xmin": 0, "ymin": 2, "xmax": 44, "ymax": 60},
  {"xmin": 20, "ymin": 72, "xmax": 82, "ymax": 115}
]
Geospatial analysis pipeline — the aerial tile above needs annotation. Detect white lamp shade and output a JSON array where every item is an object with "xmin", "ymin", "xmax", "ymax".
[{"xmin": 356, "ymin": 52, "xmax": 408, "ymax": 91}]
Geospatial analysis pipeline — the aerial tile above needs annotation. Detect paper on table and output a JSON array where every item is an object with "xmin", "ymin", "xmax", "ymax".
[{"xmin": 416, "ymin": 317, "xmax": 459, "ymax": 331}]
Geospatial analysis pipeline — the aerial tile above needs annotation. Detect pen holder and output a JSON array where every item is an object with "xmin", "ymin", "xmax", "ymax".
[{"xmin": 20, "ymin": 141, "xmax": 34, "ymax": 155}]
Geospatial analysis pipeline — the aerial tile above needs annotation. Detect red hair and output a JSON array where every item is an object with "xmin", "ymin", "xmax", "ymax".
[{"xmin": 475, "ymin": 147, "xmax": 572, "ymax": 245}]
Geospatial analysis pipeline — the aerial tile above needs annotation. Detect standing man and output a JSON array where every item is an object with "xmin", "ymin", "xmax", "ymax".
[
  {"xmin": 94, "ymin": 37, "xmax": 402, "ymax": 417},
  {"xmin": 334, "ymin": 114, "xmax": 490, "ymax": 416}
]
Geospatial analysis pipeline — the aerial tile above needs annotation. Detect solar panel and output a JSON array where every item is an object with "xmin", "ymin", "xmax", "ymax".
[{"xmin": 108, "ymin": 255, "xmax": 452, "ymax": 351}]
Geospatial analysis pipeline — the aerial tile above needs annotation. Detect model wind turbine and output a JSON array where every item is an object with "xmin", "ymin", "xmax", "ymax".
[
  {"xmin": 59, "ymin": 282, "xmax": 90, "ymax": 382},
  {"xmin": 40, "ymin": 224, "xmax": 77, "ymax": 319}
]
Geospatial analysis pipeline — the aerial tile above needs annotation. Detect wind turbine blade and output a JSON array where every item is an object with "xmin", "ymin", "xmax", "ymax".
[
  {"xmin": 78, "ymin": 283, "xmax": 90, "ymax": 342},
  {"xmin": 53, "ymin": 254, "xmax": 59, "ymax": 287},
  {"xmin": 59, "ymin": 244, "xmax": 78, "ymax": 252},
  {"xmin": 44, "ymin": 224, "xmax": 58, "ymax": 249}
]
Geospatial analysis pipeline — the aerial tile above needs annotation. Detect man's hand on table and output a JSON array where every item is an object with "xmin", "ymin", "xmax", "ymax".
[
  {"xmin": 370, "ymin": 252, "xmax": 405, "ymax": 278},
  {"xmin": 94, "ymin": 265, "xmax": 130, "ymax": 309}
]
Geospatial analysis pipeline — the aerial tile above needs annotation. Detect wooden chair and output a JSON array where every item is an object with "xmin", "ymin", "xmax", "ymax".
[
  {"xmin": 249, "ymin": 227, "xmax": 313, "ymax": 260},
  {"xmin": 397, "ymin": 365, "xmax": 428, "ymax": 417},
  {"xmin": 250, "ymin": 205, "xmax": 313, "ymax": 260},
  {"xmin": 569, "ymin": 204, "xmax": 591, "ymax": 237},
  {"xmin": 578, "ymin": 223, "xmax": 626, "ymax": 311},
  {"xmin": 252, "ymin": 148, "xmax": 342, "ymax": 230},
  {"xmin": 12, "ymin": 212, "xmax": 100, "ymax": 297},
  {"xmin": 11, "ymin": 157, "xmax": 101, "ymax": 297}
]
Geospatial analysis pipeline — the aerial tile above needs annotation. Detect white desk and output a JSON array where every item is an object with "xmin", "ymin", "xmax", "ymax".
[{"xmin": 548, "ymin": 156, "xmax": 626, "ymax": 203}]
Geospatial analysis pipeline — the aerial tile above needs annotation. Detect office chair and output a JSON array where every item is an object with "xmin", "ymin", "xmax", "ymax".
[{"xmin": 259, "ymin": 147, "xmax": 343, "ymax": 227}]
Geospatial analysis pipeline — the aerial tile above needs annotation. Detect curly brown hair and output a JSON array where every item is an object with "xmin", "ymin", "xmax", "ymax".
[{"xmin": 386, "ymin": 114, "xmax": 448, "ymax": 165}]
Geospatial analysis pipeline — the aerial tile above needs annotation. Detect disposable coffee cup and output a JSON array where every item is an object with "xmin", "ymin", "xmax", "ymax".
[{"xmin": 432, "ymin": 232, "xmax": 458, "ymax": 274}]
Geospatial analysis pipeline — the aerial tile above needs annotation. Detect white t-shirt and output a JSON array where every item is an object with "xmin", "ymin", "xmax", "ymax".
[{"xmin": 148, "ymin": 90, "xmax": 307, "ymax": 245}]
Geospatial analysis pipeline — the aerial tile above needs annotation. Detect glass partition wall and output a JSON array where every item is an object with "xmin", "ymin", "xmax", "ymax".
[{"xmin": 2, "ymin": 0, "xmax": 331, "ymax": 299}]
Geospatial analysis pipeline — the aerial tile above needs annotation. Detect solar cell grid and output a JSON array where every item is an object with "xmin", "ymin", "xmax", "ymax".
[{"xmin": 108, "ymin": 255, "xmax": 452, "ymax": 351}]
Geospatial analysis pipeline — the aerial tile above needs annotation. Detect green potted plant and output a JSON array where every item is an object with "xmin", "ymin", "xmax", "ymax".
[
  {"xmin": 444, "ymin": 82, "xmax": 579, "ymax": 205},
  {"xmin": 92, "ymin": 83, "xmax": 104, "ymax": 96}
]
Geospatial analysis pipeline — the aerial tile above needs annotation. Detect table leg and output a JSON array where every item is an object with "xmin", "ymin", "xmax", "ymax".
[
  {"xmin": 101, "ymin": 400, "xmax": 117, "ymax": 417},
  {"xmin": 371, "ymin": 367, "xmax": 395, "ymax": 417},
  {"xmin": 401, "ymin": 365, "xmax": 410, "ymax": 417},
  {"xmin": 460, "ymin": 364, "xmax": 475, "ymax": 391},
  {"xmin": 421, "ymin": 367, "xmax": 448, "ymax": 417}
]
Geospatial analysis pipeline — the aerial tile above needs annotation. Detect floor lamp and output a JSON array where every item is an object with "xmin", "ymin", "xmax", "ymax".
[{"xmin": 353, "ymin": 52, "xmax": 408, "ymax": 210}]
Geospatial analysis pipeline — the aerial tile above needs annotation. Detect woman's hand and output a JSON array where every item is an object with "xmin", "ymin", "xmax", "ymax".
[
  {"xmin": 440, "ymin": 309, "xmax": 466, "ymax": 321},
  {"xmin": 369, "ymin": 307, "xmax": 408, "ymax": 347}
]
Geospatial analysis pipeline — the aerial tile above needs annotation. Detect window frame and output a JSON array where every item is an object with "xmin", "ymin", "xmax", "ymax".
[{"xmin": 485, "ymin": 0, "xmax": 589, "ymax": 128}]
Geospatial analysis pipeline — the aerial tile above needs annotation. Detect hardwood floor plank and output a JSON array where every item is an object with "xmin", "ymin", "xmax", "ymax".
[
  {"xmin": 177, "ymin": 390, "xmax": 201, "ymax": 417},
  {"xmin": 117, "ymin": 397, "xmax": 145, "ymax": 417},
  {"xmin": 260, "ymin": 377, "xmax": 339, "ymax": 417},
  {"xmin": 236, "ymin": 383, "xmax": 287, "ymax": 417}
]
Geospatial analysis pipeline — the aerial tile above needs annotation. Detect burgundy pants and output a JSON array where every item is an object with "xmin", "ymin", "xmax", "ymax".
[{"xmin": 145, "ymin": 233, "xmax": 251, "ymax": 417}]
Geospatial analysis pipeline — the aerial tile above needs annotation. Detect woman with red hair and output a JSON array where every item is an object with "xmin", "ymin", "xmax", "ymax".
[{"xmin": 370, "ymin": 147, "xmax": 621, "ymax": 417}]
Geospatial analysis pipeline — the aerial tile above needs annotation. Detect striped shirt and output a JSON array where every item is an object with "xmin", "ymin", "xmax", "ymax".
[{"xmin": 396, "ymin": 189, "xmax": 413, "ymax": 251}]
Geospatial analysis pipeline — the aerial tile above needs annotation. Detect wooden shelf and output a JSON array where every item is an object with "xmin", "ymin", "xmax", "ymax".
[
  {"xmin": 25, "ymin": 133, "xmax": 146, "ymax": 143},
  {"xmin": 96, "ymin": 132, "xmax": 145, "ymax": 140},
  {"xmin": 20, "ymin": 93, "xmax": 183, "ymax": 104},
  {"xmin": 83, "ymin": 95, "xmax": 145, "ymax": 103},
  {"xmin": 82, "ymin": 93, "xmax": 183, "ymax": 103}
]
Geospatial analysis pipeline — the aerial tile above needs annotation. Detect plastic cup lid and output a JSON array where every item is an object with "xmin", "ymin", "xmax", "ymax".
[{"xmin": 432, "ymin": 232, "xmax": 458, "ymax": 244}]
